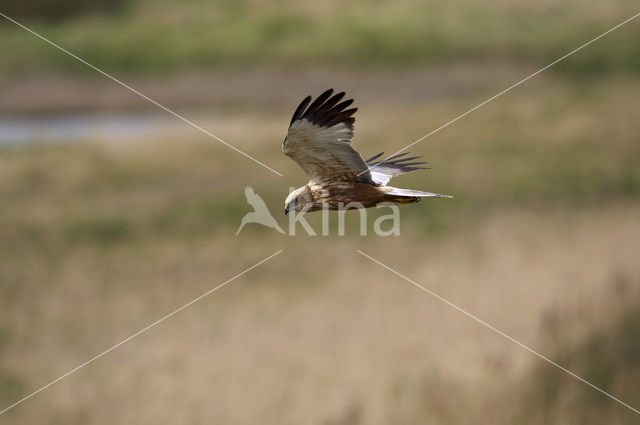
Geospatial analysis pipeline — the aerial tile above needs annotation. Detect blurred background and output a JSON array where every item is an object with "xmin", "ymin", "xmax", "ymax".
[{"xmin": 1, "ymin": 0, "xmax": 640, "ymax": 423}]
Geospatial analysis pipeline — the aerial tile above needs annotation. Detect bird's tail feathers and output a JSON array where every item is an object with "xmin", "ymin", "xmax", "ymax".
[{"xmin": 386, "ymin": 187, "xmax": 453, "ymax": 202}]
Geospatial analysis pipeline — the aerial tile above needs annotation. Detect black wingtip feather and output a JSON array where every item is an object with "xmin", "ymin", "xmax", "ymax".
[
  {"xmin": 290, "ymin": 95, "xmax": 312, "ymax": 125},
  {"xmin": 307, "ymin": 88, "xmax": 334, "ymax": 112},
  {"xmin": 289, "ymin": 89, "xmax": 357, "ymax": 130},
  {"xmin": 365, "ymin": 152, "xmax": 384, "ymax": 162},
  {"xmin": 318, "ymin": 91, "xmax": 345, "ymax": 112},
  {"xmin": 365, "ymin": 151, "xmax": 429, "ymax": 175}
]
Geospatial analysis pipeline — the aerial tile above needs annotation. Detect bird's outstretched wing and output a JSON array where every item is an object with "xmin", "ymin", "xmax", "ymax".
[
  {"xmin": 244, "ymin": 186, "xmax": 270, "ymax": 212},
  {"xmin": 365, "ymin": 152, "xmax": 428, "ymax": 186},
  {"xmin": 283, "ymin": 89, "xmax": 373, "ymax": 185}
]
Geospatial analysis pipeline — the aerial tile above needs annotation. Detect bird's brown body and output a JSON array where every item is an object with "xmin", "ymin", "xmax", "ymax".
[{"xmin": 300, "ymin": 182, "xmax": 419, "ymax": 212}]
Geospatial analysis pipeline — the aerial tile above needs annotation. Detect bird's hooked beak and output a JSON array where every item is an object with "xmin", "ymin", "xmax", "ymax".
[{"xmin": 284, "ymin": 205, "xmax": 289, "ymax": 215}]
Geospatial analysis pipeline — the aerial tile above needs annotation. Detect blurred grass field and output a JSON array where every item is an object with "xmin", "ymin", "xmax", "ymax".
[
  {"xmin": 1, "ymin": 0, "xmax": 640, "ymax": 423},
  {"xmin": 1, "ymin": 0, "xmax": 640, "ymax": 75}
]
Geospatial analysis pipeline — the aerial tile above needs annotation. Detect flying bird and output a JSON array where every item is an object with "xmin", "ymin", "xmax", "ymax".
[
  {"xmin": 236, "ymin": 186, "xmax": 285, "ymax": 235},
  {"xmin": 283, "ymin": 89, "xmax": 452, "ymax": 214}
]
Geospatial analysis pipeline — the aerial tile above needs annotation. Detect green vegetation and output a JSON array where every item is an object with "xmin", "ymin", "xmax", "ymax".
[
  {"xmin": 1, "ymin": 0, "xmax": 125, "ymax": 21},
  {"xmin": 1, "ymin": 0, "xmax": 639, "ymax": 74}
]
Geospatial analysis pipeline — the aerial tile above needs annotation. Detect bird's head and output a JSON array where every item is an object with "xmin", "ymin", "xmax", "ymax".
[{"xmin": 284, "ymin": 186, "xmax": 307, "ymax": 215}]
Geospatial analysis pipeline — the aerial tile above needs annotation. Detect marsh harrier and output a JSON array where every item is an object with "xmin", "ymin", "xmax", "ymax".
[{"xmin": 283, "ymin": 89, "xmax": 452, "ymax": 214}]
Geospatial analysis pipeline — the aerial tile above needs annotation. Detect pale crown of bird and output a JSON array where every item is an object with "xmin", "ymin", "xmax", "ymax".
[{"xmin": 284, "ymin": 186, "xmax": 307, "ymax": 215}]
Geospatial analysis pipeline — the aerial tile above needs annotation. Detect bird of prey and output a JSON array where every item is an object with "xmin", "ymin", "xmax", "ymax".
[
  {"xmin": 236, "ymin": 186, "xmax": 285, "ymax": 235},
  {"xmin": 283, "ymin": 89, "xmax": 452, "ymax": 214}
]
